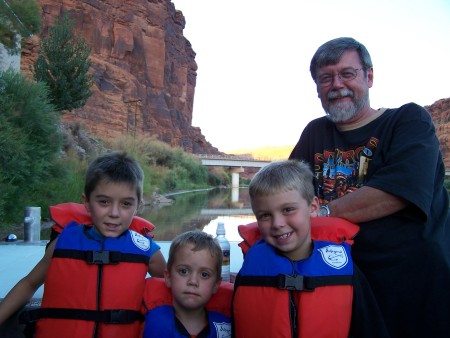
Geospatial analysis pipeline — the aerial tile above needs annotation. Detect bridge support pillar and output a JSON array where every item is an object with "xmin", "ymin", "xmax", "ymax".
[{"xmin": 230, "ymin": 167, "xmax": 244, "ymax": 188}]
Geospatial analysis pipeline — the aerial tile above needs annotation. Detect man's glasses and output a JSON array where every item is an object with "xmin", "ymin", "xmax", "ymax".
[{"xmin": 316, "ymin": 67, "xmax": 364, "ymax": 87}]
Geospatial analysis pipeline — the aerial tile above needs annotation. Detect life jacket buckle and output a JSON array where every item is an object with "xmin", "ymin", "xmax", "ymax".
[
  {"xmin": 87, "ymin": 250, "xmax": 118, "ymax": 265},
  {"xmin": 277, "ymin": 274, "xmax": 310, "ymax": 291},
  {"xmin": 104, "ymin": 309, "xmax": 139, "ymax": 324},
  {"xmin": 105, "ymin": 309, "xmax": 125, "ymax": 324}
]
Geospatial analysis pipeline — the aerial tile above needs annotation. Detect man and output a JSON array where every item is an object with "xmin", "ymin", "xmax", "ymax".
[{"xmin": 289, "ymin": 37, "xmax": 450, "ymax": 338}]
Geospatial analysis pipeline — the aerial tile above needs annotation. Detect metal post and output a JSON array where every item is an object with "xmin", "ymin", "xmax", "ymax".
[{"xmin": 24, "ymin": 206, "xmax": 41, "ymax": 242}]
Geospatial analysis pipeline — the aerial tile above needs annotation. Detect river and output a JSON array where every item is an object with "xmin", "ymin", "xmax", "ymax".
[
  {"xmin": 141, "ymin": 187, "xmax": 256, "ymax": 242},
  {"xmin": 0, "ymin": 188, "xmax": 256, "ymax": 301}
]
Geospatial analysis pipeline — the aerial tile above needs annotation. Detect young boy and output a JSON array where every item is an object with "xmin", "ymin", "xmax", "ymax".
[
  {"xmin": 0, "ymin": 152, "xmax": 166, "ymax": 338},
  {"xmin": 232, "ymin": 160, "xmax": 390, "ymax": 338},
  {"xmin": 142, "ymin": 230, "xmax": 232, "ymax": 338}
]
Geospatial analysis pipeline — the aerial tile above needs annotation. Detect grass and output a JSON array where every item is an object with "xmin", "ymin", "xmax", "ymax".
[{"xmin": 0, "ymin": 134, "xmax": 230, "ymax": 226}]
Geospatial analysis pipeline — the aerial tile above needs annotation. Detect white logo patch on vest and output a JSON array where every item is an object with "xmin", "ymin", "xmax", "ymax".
[
  {"xmin": 213, "ymin": 322, "xmax": 231, "ymax": 338},
  {"xmin": 318, "ymin": 245, "xmax": 348, "ymax": 269},
  {"xmin": 130, "ymin": 230, "xmax": 150, "ymax": 251}
]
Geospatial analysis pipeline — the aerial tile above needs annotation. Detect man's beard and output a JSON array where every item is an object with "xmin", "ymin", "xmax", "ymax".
[{"xmin": 323, "ymin": 88, "xmax": 368, "ymax": 123}]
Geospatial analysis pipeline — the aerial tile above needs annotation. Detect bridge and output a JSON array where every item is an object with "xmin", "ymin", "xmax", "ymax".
[
  {"xmin": 194, "ymin": 154, "xmax": 271, "ymax": 188},
  {"xmin": 195, "ymin": 154, "xmax": 270, "ymax": 168},
  {"xmin": 200, "ymin": 208, "xmax": 253, "ymax": 216}
]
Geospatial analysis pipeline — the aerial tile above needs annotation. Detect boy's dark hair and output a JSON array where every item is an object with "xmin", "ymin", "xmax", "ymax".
[
  {"xmin": 167, "ymin": 230, "xmax": 223, "ymax": 281},
  {"xmin": 310, "ymin": 37, "xmax": 373, "ymax": 82},
  {"xmin": 249, "ymin": 160, "xmax": 315, "ymax": 204},
  {"xmin": 84, "ymin": 151, "xmax": 144, "ymax": 205}
]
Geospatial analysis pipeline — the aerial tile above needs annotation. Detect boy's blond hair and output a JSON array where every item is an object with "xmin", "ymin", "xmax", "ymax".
[{"xmin": 249, "ymin": 160, "xmax": 315, "ymax": 204}]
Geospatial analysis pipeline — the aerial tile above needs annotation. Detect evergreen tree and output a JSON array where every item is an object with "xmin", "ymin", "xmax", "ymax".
[{"xmin": 34, "ymin": 12, "xmax": 94, "ymax": 112}]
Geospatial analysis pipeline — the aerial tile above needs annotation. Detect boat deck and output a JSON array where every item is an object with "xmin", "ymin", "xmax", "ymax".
[{"xmin": 0, "ymin": 240, "xmax": 244, "ymax": 338}]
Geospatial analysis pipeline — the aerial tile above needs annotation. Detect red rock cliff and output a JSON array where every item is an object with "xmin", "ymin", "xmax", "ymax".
[
  {"xmin": 426, "ymin": 98, "xmax": 450, "ymax": 169},
  {"xmin": 21, "ymin": 0, "xmax": 220, "ymax": 154}
]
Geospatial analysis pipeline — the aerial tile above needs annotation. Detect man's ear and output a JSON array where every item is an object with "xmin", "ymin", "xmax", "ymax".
[{"xmin": 367, "ymin": 67, "xmax": 374, "ymax": 88}]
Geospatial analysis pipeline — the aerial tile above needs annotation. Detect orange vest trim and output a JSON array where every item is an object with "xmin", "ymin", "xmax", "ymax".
[
  {"xmin": 238, "ymin": 217, "xmax": 360, "ymax": 255},
  {"xmin": 142, "ymin": 277, "xmax": 234, "ymax": 318},
  {"xmin": 49, "ymin": 202, "xmax": 155, "ymax": 237}
]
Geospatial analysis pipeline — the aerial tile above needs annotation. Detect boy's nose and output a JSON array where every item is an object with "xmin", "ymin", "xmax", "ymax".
[
  {"xmin": 271, "ymin": 214, "xmax": 286, "ymax": 228},
  {"xmin": 188, "ymin": 274, "xmax": 199, "ymax": 286},
  {"xmin": 110, "ymin": 203, "xmax": 120, "ymax": 217}
]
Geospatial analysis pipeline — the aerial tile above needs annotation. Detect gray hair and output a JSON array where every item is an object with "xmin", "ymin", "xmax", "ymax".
[{"xmin": 310, "ymin": 37, "xmax": 373, "ymax": 81}]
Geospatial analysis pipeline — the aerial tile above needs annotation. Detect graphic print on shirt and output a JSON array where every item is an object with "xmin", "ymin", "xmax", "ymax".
[
  {"xmin": 313, "ymin": 137, "xmax": 379, "ymax": 203},
  {"xmin": 213, "ymin": 321, "xmax": 232, "ymax": 338}
]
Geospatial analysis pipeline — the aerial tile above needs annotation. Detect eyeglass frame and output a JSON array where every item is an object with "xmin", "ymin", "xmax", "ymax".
[{"xmin": 315, "ymin": 67, "xmax": 365, "ymax": 87}]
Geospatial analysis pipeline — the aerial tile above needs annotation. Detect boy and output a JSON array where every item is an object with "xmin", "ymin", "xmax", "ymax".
[
  {"xmin": 232, "ymin": 160, "xmax": 389, "ymax": 338},
  {"xmin": 0, "ymin": 152, "xmax": 166, "ymax": 338},
  {"xmin": 142, "ymin": 230, "xmax": 232, "ymax": 338}
]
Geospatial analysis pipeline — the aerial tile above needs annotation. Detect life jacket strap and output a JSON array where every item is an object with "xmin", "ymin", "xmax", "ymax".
[
  {"xmin": 20, "ymin": 308, "xmax": 142, "ymax": 324},
  {"xmin": 53, "ymin": 249, "xmax": 150, "ymax": 265},
  {"xmin": 236, "ymin": 273, "xmax": 353, "ymax": 291}
]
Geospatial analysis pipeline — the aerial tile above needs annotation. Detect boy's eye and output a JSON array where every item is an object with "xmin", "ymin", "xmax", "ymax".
[
  {"xmin": 98, "ymin": 199, "xmax": 109, "ymax": 206},
  {"xmin": 200, "ymin": 271, "xmax": 211, "ymax": 279},
  {"xmin": 283, "ymin": 207, "xmax": 295, "ymax": 214},
  {"xmin": 258, "ymin": 213, "xmax": 271, "ymax": 220},
  {"xmin": 121, "ymin": 200, "xmax": 134, "ymax": 208},
  {"xmin": 177, "ymin": 267, "xmax": 189, "ymax": 276}
]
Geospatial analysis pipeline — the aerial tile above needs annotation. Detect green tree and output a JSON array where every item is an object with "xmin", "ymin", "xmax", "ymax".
[
  {"xmin": 0, "ymin": 69, "xmax": 63, "ymax": 222},
  {"xmin": 0, "ymin": 0, "xmax": 40, "ymax": 52},
  {"xmin": 34, "ymin": 12, "xmax": 94, "ymax": 112}
]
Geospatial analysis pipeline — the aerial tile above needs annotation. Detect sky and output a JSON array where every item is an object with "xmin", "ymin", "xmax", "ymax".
[{"xmin": 171, "ymin": 0, "xmax": 450, "ymax": 153}]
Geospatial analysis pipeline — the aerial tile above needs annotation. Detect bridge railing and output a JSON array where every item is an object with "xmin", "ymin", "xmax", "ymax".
[{"xmin": 193, "ymin": 154, "xmax": 255, "ymax": 161}]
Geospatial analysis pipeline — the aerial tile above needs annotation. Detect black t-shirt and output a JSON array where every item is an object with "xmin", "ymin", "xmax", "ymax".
[{"xmin": 290, "ymin": 102, "xmax": 450, "ymax": 338}]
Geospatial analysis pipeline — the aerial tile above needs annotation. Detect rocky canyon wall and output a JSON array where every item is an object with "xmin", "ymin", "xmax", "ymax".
[
  {"xmin": 18, "ymin": 1, "xmax": 449, "ymax": 163},
  {"xmin": 21, "ymin": 0, "xmax": 220, "ymax": 154},
  {"xmin": 426, "ymin": 98, "xmax": 450, "ymax": 169}
]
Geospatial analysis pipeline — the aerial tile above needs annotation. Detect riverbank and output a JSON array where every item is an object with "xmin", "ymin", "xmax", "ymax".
[{"xmin": 0, "ymin": 188, "xmax": 219, "ymax": 241}]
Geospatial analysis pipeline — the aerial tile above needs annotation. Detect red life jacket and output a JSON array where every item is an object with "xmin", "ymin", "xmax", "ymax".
[
  {"xmin": 32, "ymin": 223, "xmax": 152, "ymax": 338},
  {"xmin": 234, "ymin": 217, "xmax": 359, "ymax": 338},
  {"xmin": 49, "ymin": 202, "xmax": 155, "ymax": 237},
  {"xmin": 237, "ymin": 216, "xmax": 359, "ymax": 255},
  {"xmin": 142, "ymin": 277, "xmax": 234, "ymax": 318}
]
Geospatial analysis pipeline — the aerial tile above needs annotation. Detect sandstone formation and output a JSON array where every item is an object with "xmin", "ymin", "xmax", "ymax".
[
  {"xmin": 426, "ymin": 98, "xmax": 450, "ymax": 169},
  {"xmin": 21, "ymin": 0, "xmax": 220, "ymax": 154},
  {"xmin": 18, "ymin": 1, "xmax": 449, "ymax": 163}
]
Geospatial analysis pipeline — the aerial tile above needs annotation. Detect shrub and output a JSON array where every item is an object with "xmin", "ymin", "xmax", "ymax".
[{"xmin": 0, "ymin": 69, "xmax": 63, "ymax": 222}]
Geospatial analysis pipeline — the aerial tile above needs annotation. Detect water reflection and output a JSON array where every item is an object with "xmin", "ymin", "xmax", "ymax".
[{"xmin": 141, "ymin": 188, "xmax": 256, "ymax": 242}]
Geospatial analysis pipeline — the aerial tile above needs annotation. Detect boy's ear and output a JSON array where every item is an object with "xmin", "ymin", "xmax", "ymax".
[
  {"xmin": 310, "ymin": 196, "xmax": 320, "ymax": 217},
  {"xmin": 163, "ymin": 269, "xmax": 171, "ymax": 288},
  {"xmin": 212, "ymin": 278, "xmax": 221, "ymax": 294},
  {"xmin": 82, "ymin": 194, "xmax": 90, "ymax": 213}
]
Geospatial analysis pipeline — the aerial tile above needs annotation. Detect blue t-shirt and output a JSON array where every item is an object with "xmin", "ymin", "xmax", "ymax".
[{"xmin": 143, "ymin": 305, "xmax": 231, "ymax": 338}]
